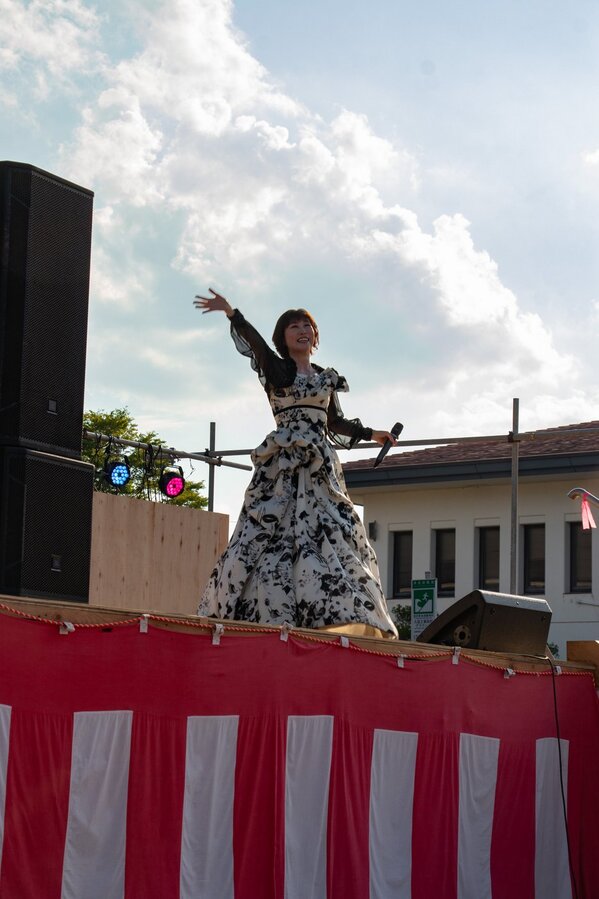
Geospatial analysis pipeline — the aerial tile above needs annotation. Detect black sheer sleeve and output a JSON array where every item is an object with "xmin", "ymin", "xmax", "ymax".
[
  {"xmin": 326, "ymin": 375, "xmax": 373, "ymax": 449},
  {"xmin": 229, "ymin": 309, "xmax": 294, "ymax": 389}
]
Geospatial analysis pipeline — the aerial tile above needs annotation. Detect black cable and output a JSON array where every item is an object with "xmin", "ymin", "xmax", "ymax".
[
  {"xmin": 102, "ymin": 437, "xmax": 119, "ymax": 494},
  {"xmin": 90, "ymin": 433, "xmax": 104, "ymax": 481},
  {"xmin": 93, "ymin": 433, "xmax": 102, "ymax": 465},
  {"xmin": 142, "ymin": 444, "xmax": 154, "ymax": 500},
  {"xmin": 548, "ymin": 658, "xmax": 579, "ymax": 899}
]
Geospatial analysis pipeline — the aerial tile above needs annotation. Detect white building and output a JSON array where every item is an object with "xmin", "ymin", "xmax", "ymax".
[{"xmin": 344, "ymin": 421, "xmax": 599, "ymax": 657}]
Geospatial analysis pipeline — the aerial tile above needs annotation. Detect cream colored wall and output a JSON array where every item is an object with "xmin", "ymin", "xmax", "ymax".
[
  {"xmin": 89, "ymin": 492, "xmax": 229, "ymax": 616},
  {"xmin": 351, "ymin": 474, "xmax": 599, "ymax": 656}
]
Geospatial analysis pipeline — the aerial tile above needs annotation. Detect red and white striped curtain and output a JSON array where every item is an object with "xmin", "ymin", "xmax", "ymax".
[{"xmin": 0, "ymin": 612, "xmax": 598, "ymax": 898}]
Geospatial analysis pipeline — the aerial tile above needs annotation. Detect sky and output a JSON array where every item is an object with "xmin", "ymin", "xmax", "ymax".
[{"xmin": 2, "ymin": 0, "xmax": 599, "ymax": 522}]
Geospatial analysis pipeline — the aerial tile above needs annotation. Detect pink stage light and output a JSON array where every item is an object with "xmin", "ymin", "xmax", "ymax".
[{"xmin": 159, "ymin": 465, "xmax": 185, "ymax": 498}]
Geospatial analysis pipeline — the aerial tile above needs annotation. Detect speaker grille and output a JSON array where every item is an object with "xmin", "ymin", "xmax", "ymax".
[
  {"xmin": 0, "ymin": 447, "xmax": 94, "ymax": 601},
  {"xmin": 0, "ymin": 162, "xmax": 93, "ymax": 457}
]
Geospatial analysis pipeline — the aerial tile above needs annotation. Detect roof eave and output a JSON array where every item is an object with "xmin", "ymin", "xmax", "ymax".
[{"xmin": 343, "ymin": 453, "xmax": 599, "ymax": 489}]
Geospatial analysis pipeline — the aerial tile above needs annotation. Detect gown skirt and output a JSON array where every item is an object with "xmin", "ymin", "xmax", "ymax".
[{"xmin": 198, "ymin": 371, "xmax": 398, "ymax": 638}]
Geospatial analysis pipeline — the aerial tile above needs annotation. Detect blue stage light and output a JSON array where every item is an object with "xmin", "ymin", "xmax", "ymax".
[{"xmin": 104, "ymin": 457, "xmax": 131, "ymax": 488}]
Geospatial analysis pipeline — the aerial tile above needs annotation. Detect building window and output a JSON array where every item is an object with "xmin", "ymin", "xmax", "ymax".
[
  {"xmin": 523, "ymin": 524, "xmax": 545, "ymax": 595},
  {"xmin": 569, "ymin": 522, "xmax": 592, "ymax": 593},
  {"xmin": 435, "ymin": 529, "xmax": 455, "ymax": 597},
  {"xmin": 392, "ymin": 531, "xmax": 413, "ymax": 598},
  {"xmin": 479, "ymin": 527, "xmax": 500, "ymax": 591}
]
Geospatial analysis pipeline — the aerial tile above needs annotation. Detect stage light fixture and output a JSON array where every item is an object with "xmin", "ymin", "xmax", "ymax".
[
  {"xmin": 159, "ymin": 465, "xmax": 185, "ymax": 498},
  {"xmin": 104, "ymin": 457, "xmax": 131, "ymax": 488}
]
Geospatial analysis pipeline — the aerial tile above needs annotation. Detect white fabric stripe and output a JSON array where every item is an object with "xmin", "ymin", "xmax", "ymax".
[
  {"xmin": 458, "ymin": 733, "xmax": 500, "ymax": 899},
  {"xmin": 0, "ymin": 705, "xmax": 11, "ymax": 867},
  {"xmin": 535, "ymin": 738, "xmax": 572, "ymax": 899},
  {"xmin": 180, "ymin": 716, "xmax": 239, "ymax": 899},
  {"xmin": 61, "ymin": 710, "xmax": 133, "ymax": 899},
  {"xmin": 285, "ymin": 715, "xmax": 334, "ymax": 899},
  {"xmin": 369, "ymin": 729, "xmax": 418, "ymax": 899}
]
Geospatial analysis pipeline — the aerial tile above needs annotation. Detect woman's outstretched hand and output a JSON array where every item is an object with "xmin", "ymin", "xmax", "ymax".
[
  {"xmin": 372, "ymin": 430, "xmax": 398, "ymax": 447},
  {"xmin": 193, "ymin": 288, "xmax": 234, "ymax": 317}
]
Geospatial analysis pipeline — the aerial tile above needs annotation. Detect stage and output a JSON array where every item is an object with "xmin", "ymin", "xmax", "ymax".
[{"xmin": 0, "ymin": 596, "xmax": 597, "ymax": 898}]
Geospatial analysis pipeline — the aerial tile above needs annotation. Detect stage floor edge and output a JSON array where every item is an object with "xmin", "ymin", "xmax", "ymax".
[{"xmin": 1, "ymin": 592, "xmax": 597, "ymax": 682}]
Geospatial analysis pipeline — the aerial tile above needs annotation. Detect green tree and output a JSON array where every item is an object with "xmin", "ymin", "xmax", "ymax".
[
  {"xmin": 82, "ymin": 408, "xmax": 208, "ymax": 510},
  {"xmin": 391, "ymin": 602, "xmax": 412, "ymax": 639}
]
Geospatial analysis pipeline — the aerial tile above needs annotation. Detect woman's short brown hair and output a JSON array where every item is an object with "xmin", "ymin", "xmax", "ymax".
[{"xmin": 272, "ymin": 308, "xmax": 320, "ymax": 357}]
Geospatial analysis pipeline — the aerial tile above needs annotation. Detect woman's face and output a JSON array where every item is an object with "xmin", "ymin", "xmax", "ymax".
[{"xmin": 284, "ymin": 317, "xmax": 315, "ymax": 354}]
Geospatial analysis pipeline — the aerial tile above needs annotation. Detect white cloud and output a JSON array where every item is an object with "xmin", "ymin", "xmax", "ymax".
[
  {"xmin": 582, "ymin": 149, "xmax": 599, "ymax": 167},
  {"xmin": 235, "ymin": 116, "xmax": 295, "ymax": 151},
  {"xmin": 55, "ymin": 0, "xmax": 421, "ymax": 281},
  {"xmin": 0, "ymin": 0, "xmax": 103, "ymax": 86},
  {"xmin": 351, "ymin": 210, "xmax": 576, "ymax": 392},
  {"xmin": 90, "ymin": 247, "xmax": 153, "ymax": 310},
  {"xmin": 88, "ymin": 203, "xmax": 156, "ymax": 310},
  {"xmin": 8, "ymin": 0, "xmax": 595, "ymax": 518},
  {"xmin": 65, "ymin": 96, "xmax": 164, "ymax": 205},
  {"xmin": 0, "ymin": 84, "xmax": 18, "ymax": 108},
  {"xmin": 114, "ymin": 0, "xmax": 304, "ymax": 131}
]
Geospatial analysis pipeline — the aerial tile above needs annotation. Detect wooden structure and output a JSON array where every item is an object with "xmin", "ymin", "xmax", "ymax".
[
  {"xmin": 567, "ymin": 640, "xmax": 599, "ymax": 684},
  {"xmin": 88, "ymin": 493, "xmax": 228, "ymax": 615}
]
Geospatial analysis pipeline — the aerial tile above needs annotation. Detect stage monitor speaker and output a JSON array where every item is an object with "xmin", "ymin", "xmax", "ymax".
[
  {"xmin": 0, "ymin": 161, "xmax": 94, "ymax": 458},
  {"xmin": 0, "ymin": 446, "xmax": 94, "ymax": 602},
  {"xmin": 416, "ymin": 590, "xmax": 552, "ymax": 655}
]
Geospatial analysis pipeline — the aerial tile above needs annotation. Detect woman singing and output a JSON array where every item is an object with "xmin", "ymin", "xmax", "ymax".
[{"xmin": 194, "ymin": 289, "xmax": 398, "ymax": 638}]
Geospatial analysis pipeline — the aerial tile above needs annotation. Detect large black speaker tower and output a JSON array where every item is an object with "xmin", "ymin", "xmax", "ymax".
[
  {"xmin": 416, "ymin": 590, "xmax": 552, "ymax": 655},
  {"xmin": 0, "ymin": 446, "xmax": 94, "ymax": 602},
  {"xmin": 0, "ymin": 162, "xmax": 94, "ymax": 602},
  {"xmin": 0, "ymin": 161, "xmax": 93, "ymax": 458}
]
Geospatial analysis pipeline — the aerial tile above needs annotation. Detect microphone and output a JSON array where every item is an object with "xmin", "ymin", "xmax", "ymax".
[{"xmin": 373, "ymin": 422, "xmax": 403, "ymax": 468}]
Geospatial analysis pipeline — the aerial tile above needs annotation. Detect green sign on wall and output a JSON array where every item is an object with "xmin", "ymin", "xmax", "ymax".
[{"xmin": 411, "ymin": 578, "xmax": 437, "ymax": 639}]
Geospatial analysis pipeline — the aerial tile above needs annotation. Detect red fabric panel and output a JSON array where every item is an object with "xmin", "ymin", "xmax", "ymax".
[
  {"xmin": 124, "ymin": 713, "xmax": 187, "ymax": 899},
  {"xmin": 233, "ymin": 715, "xmax": 285, "ymax": 899},
  {"xmin": 490, "ymin": 739, "xmax": 535, "ymax": 899},
  {"xmin": 561, "ymin": 674, "xmax": 599, "ymax": 899},
  {"xmin": 327, "ymin": 720, "xmax": 373, "ymax": 898},
  {"xmin": 411, "ymin": 733, "xmax": 459, "ymax": 899},
  {"xmin": 0, "ymin": 710, "xmax": 72, "ymax": 899}
]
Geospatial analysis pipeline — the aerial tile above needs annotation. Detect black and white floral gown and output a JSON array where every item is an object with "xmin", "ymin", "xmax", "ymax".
[{"xmin": 198, "ymin": 310, "xmax": 398, "ymax": 638}]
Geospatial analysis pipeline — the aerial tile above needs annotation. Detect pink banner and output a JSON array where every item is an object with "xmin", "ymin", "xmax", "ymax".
[
  {"xmin": 582, "ymin": 495, "xmax": 597, "ymax": 530},
  {"xmin": 0, "ymin": 613, "xmax": 597, "ymax": 898}
]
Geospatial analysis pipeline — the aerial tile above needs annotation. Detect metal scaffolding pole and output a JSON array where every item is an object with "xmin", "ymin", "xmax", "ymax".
[
  {"xmin": 208, "ymin": 422, "xmax": 216, "ymax": 512},
  {"xmin": 509, "ymin": 398, "xmax": 520, "ymax": 594},
  {"xmin": 88, "ymin": 405, "xmax": 599, "ymax": 530},
  {"xmin": 82, "ymin": 430, "xmax": 252, "ymax": 473}
]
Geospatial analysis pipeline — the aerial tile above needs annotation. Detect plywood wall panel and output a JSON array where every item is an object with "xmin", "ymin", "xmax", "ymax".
[{"xmin": 89, "ymin": 493, "xmax": 228, "ymax": 615}]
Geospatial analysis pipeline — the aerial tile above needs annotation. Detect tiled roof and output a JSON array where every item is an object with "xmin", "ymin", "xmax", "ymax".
[{"xmin": 344, "ymin": 421, "xmax": 599, "ymax": 472}]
